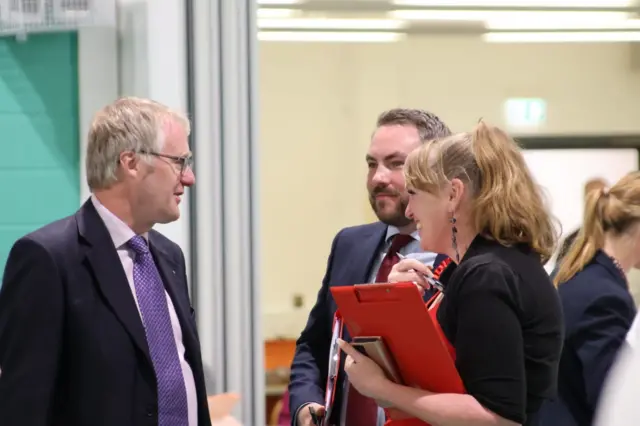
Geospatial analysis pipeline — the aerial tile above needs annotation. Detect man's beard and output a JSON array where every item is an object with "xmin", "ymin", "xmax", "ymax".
[{"xmin": 369, "ymin": 187, "xmax": 412, "ymax": 228}]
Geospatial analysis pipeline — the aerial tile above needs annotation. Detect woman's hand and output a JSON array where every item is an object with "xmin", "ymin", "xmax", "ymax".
[
  {"xmin": 338, "ymin": 338, "xmax": 389, "ymax": 399},
  {"xmin": 388, "ymin": 259, "xmax": 435, "ymax": 292}
]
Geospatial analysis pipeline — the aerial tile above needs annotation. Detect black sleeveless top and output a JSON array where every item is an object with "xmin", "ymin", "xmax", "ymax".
[{"xmin": 437, "ymin": 235, "xmax": 564, "ymax": 426}]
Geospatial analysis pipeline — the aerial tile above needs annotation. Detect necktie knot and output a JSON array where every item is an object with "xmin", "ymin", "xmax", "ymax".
[
  {"xmin": 388, "ymin": 233, "xmax": 414, "ymax": 255},
  {"xmin": 128, "ymin": 235, "xmax": 149, "ymax": 256}
]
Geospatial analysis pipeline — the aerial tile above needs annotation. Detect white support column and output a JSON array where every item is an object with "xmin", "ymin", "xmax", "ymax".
[
  {"xmin": 190, "ymin": 0, "xmax": 263, "ymax": 424},
  {"xmin": 80, "ymin": 1, "xmax": 191, "ymax": 268},
  {"xmin": 116, "ymin": 0, "xmax": 191, "ymax": 271},
  {"xmin": 189, "ymin": 0, "xmax": 226, "ymax": 397},
  {"xmin": 77, "ymin": 27, "xmax": 119, "ymax": 202}
]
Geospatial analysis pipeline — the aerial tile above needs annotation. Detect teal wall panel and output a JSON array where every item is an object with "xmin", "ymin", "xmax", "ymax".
[{"xmin": 0, "ymin": 32, "xmax": 79, "ymax": 277}]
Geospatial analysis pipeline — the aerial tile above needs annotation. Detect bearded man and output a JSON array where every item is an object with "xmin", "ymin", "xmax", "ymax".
[{"xmin": 288, "ymin": 109, "xmax": 452, "ymax": 426}]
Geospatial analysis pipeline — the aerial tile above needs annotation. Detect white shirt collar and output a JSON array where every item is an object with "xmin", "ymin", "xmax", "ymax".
[
  {"xmin": 90, "ymin": 195, "xmax": 148, "ymax": 249},
  {"xmin": 385, "ymin": 224, "xmax": 420, "ymax": 242}
]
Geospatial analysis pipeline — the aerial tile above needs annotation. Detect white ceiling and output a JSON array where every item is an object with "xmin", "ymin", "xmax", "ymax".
[
  {"xmin": 255, "ymin": 0, "xmax": 640, "ymax": 42},
  {"xmin": 257, "ymin": 0, "xmax": 640, "ymax": 30},
  {"xmin": 258, "ymin": 0, "xmax": 638, "ymax": 10}
]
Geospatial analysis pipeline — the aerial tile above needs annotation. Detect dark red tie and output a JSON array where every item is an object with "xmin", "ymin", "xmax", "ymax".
[
  {"xmin": 344, "ymin": 233, "xmax": 414, "ymax": 426},
  {"xmin": 375, "ymin": 233, "xmax": 414, "ymax": 283}
]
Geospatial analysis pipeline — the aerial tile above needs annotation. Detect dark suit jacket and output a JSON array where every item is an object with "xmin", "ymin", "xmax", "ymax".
[
  {"xmin": 0, "ymin": 199, "xmax": 211, "ymax": 426},
  {"xmin": 287, "ymin": 222, "xmax": 448, "ymax": 425},
  {"xmin": 540, "ymin": 251, "xmax": 636, "ymax": 426}
]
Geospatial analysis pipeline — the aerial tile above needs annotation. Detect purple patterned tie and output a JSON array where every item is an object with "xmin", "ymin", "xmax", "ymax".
[{"xmin": 128, "ymin": 235, "xmax": 189, "ymax": 426}]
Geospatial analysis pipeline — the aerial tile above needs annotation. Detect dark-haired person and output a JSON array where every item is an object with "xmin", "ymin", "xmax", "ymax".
[{"xmin": 288, "ymin": 109, "xmax": 452, "ymax": 426}]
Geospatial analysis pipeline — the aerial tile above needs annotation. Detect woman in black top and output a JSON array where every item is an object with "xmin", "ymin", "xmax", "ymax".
[
  {"xmin": 337, "ymin": 121, "xmax": 564, "ymax": 426},
  {"xmin": 539, "ymin": 172, "xmax": 640, "ymax": 426}
]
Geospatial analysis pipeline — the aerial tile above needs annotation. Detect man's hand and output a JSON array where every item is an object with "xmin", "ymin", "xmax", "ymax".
[{"xmin": 297, "ymin": 403, "xmax": 325, "ymax": 426}]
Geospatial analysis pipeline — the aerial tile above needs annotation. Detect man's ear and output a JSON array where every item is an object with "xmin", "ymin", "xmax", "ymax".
[
  {"xmin": 118, "ymin": 151, "xmax": 142, "ymax": 180},
  {"xmin": 119, "ymin": 151, "xmax": 138, "ymax": 171}
]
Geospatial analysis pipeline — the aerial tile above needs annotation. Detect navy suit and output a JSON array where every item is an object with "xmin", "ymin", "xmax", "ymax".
[
  {"xmin": 0, "ymin": 200, "xmax": 211, "ymax": 426},
  {"xmin": 540, "ymin": 251, "xmax": 637, "ymax": 426},
  {"xmin": 288, "ymin": 222, "xmax": 448, "ymax": 425}
]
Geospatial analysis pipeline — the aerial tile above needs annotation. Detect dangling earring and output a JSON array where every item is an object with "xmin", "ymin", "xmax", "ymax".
[{"xmin": 450, "ymin": 214, "xmax": 460, "ymax": 263}]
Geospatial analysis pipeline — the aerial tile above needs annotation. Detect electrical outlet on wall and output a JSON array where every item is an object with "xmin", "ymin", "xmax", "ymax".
[{"xmin": 292, "ymin": 293, "xmax": 304, "ymax": 309}]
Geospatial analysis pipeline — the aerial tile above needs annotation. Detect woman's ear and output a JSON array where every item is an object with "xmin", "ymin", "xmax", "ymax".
[{"xmin": 448, "ymin": 178, "xmax": 465, "ymax": 212}]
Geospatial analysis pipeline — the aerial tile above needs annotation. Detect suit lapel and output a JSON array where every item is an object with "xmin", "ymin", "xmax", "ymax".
[
  {"xmin": 77, "ymin": 200, "xmax": 152, "ymax": 365},
  {"xmin": 335, "ymin": 223, "xmax": 387, "ymax": 383},
  {"xmin": 346, "ymin": 223, "xmax": 387, "ymax": 284}
]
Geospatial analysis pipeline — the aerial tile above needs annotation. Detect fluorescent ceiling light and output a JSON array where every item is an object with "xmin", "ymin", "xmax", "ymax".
[
  {"xmin": 484, "ymin": 31, "xmax": 640, "ymax": 42},
  {"xmin": 257, "ymin": 8, "xmax": 295, "ymax": 18},
  {"xmin": 487, "ymin": 17, "xmax": 640, "ymax": 29},
  {"xmin": 257, "ymin": 31, "xmax": 404, "ymax": 42},
  {"xmin": 389, "ymin": 10, "xmax": 629, "ymax": 22},
  {"xmin": 393, "ymin": 0, "xmax": 631, "ymax": 6},
  {"xmin": 258, "ymin": 18, "xmax": 407, "ymax": 30},
  {"xmin": 258, "ymin": 0, "xmax": 301, "ymax": 4}
]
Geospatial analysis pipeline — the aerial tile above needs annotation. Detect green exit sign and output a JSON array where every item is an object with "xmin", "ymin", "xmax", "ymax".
[{"xmin": 504, "ymin": 98, "xmax": 547, "ymax": 128}]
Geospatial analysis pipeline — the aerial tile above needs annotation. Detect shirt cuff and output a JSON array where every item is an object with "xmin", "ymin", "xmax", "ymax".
[{"xmin": 292, "ymin": 402, "xmax": 313, "ymax": 426}]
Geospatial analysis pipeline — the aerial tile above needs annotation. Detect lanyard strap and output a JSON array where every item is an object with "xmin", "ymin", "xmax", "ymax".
[
  {"xmin": 323, "ymin": 311, "xmax": 344, "ymax": 424},
  {"xmin": 432, "ymin": 257, "xmax": 452, "ymax": 281}
]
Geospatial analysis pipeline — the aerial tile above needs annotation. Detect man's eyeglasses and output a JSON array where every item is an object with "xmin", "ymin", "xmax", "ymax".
[{"xmin": 139, "ymin": 151, "xmax": 193, "ymax": 175}]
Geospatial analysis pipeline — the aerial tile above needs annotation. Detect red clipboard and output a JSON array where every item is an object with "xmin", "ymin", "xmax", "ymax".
[{"xmin": 330, "ymin": 283, "xmax": 465, "ymax": 395}]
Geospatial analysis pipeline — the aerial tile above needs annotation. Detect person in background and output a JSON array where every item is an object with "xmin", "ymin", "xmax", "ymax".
[
  {"xmin": 539, "ymin": 172, "xmax": 640, "ymax": 426},
  {"xmin": 0, "ymin": 97, "xmax": 211, "ymax": 426},
  {"xmin": 288, "ymin": 108, "xmax": 452, "ymax": 426},
  {"xmin": 556, "ymin": 177, "xmax": 608, "ymax": 264},
  {"xmin": 339, "ymin": 121, "xmax": 564, "ymax": 426}
]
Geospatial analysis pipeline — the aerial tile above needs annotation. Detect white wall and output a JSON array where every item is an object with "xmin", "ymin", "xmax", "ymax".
[
  {"xmin": 260, "ymin": 37, "xmax": 640, "ymax": 138},
  {"xmin": 259, "ymin": 36, "xmax": 640, "ymax": 339},
  {"xmin": 78, "ymin": 0, "xmax": 190, "ymax": 266},
  {"xmin": 78, "ymin": 29, "xmax": 119, "ymax": 202}
]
